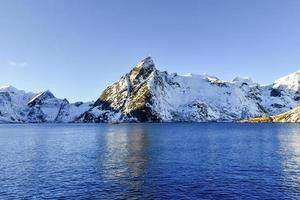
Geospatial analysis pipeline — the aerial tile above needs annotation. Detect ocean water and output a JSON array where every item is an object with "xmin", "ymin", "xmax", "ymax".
[{"xmin": 0, "ymin": 123, "xmax": 299, "ymax": 199}]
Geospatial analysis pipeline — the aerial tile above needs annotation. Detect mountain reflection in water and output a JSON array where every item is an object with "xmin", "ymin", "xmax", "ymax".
[{"xmin": 0, "ymin": 123, "xmax": 300, "ymax": 199}]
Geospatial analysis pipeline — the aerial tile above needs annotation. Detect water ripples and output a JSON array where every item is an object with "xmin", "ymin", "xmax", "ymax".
[{"xmin": 0, "ymin": 123, "xmax": 299, "ymax": 199}]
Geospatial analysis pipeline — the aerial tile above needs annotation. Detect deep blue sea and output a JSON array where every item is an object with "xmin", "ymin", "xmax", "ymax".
[{"xmin": 0, "ymin": 123, "xmax": 300, "ymax": 199}]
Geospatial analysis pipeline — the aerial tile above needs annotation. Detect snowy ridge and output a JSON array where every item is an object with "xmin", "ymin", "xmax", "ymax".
[
  {"xmin": 82, "ymin": 57, "xmax": 300, "ymax": 122},
  {"xmin": 273, "ymin": 71, "xmax": 300, "ymax": 91},
  {"xmin": 1, "ymin": 57, "xmax": 300, "ymax": 123},
  {"xmin": 0, "ymin": 87, "xmax": 93, "ymax": 123}
]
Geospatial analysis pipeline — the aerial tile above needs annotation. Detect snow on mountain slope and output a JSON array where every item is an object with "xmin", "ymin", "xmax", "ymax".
[
  {"xmin": 0, "ymin": 87, "xmax": 92, "ymax": 123},
  {"xmin": 0, "ymin": 86, "xmax": 36, "ymax": 123},
  {"xmin": 26, "ymin": 91, "xmax": 93, "ymax": 123},
  {"xmin": 81, "ymin": 57, "xmax": 300, "ymax": 122},
  {"xmin": 274, "ymin": 71, "xmax": 300, "ymax": 91},
  {"xmin": 79, "ymin": 57, "xmax": 157, "ymax": 123},
  {"xmin": 1, "ymin": 57, "xmax": 300, "ymax": 123},
  {"xmin": 146, "ymin": 71, "xmax": 267, "ymax": 122},
  {"xmin": 27, "ymin": 90, "xmax": 67, "ymax": 122},
  {"xmin": 56, "ymin": 101, "xmax": 94, "ymax": 122}
]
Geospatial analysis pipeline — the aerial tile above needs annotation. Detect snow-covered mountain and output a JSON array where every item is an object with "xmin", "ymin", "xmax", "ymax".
[
  {"xmin": 1, "ymin": 57, "xmax": 300, "ymax": 123},
  {"xmin": 0, "ymin": 86, "xmax": 93, "ymax": 123},
  {"xmin": 79, "ymin": 57, "xmax": 300, "ymax": 122},
  {"xmin": 0, "ymin": 86, "xmax": 36, "ymax": 123},
  {"xmin": 273, "ymin": 71, "xmax": 300, "ymax": 91}
]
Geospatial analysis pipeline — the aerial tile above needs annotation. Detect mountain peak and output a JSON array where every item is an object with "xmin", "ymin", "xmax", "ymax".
[
  {"xmin": 232, "ymin": 76, "xmax": 255, "ymax": 86},
  {"xmin": 28, "ymin": 90, "xmax": 55, "ymax": 107},
  {"xmin": 0, "ymin": 85, "xmax": 19, "ymax": 92},
  {"xmin": 129, "ymin": 57, "xmax": 156, "ymax": 80},
  {"xmin": 135, "ymin": 57, "xmax": 155, "ymax": 69},
  {"xmin": 274, "ymin": 70, "xmax": 300, "ymax": 91}
]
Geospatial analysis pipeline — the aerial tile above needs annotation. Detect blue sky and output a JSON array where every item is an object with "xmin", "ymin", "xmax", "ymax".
[{"xmin": 1, "ymin": 0, "xmax": 300, "ymax": 102}]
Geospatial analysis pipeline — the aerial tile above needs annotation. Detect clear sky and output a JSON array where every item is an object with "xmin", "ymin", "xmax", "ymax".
[{"xmin": 1, "ymin": 0, "xmax": 300, "ymax": 102}]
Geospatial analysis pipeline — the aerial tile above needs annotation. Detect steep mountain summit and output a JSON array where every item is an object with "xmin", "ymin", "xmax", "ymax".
[
  {"xmin": 273, "ymin": 71, "xmax": 300, "ymax": 91},
  {"xmin": 130, "ymin": 56, "xmax": 155, "ymax": 76},
  {"xmin": 1, "ymin": 57, "xmax": 300, "ymax": 123},
  {"xmin": 28, "ymin": 90, "xmax": 56, "ymax": 107},
  {"xmin": 0, "ymin": 85, "xmax": 20, "ymax": 92},
  {"xmin": 81, "ymin": 57, "xmax": 300, "ymax": 122},
  {"xmin": 86, "ymin": 57, "xmax": 160, "ymax": 122}
]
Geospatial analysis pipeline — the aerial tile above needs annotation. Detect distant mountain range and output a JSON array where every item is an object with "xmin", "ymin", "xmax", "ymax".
[{"xmin": 1, "ymin": 57, "xmax": 300, "ymax": 123}]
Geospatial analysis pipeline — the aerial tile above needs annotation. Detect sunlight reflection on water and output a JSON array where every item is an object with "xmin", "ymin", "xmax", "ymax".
[
  {"xmin": 278, "ymin": 125, "xmax": 300, "ymax": 196},
  {"xmin": 0, "ymin": 123, "xmax": 300, "ymax": 199}
]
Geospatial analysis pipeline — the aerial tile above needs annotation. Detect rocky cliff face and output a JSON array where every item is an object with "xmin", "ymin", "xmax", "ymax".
[
  {"xmin": 79, "ymin": 57, "xmax": 157, "ymax": 122},
  {"xmin": 1, "ymin": 57, "xmax": 300, "ymax": 123},
  {"xmin": 94, "ymin": 57, "xmax": 160, "ymax": 121},
  {"xmin": 79, "ymin": 57, "xmax": 300, "ymax": 122},
  {"xmin": 243, "ymin": 106, "xmax": 300, "ymax": 123}
]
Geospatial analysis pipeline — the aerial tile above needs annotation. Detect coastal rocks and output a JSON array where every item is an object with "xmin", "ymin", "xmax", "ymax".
[{"xmin": 242, "ymin": 105, "xmax": 300, "ymax": 123}]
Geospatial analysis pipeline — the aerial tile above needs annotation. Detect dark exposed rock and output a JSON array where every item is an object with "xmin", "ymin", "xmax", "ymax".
[
  {"xmin": 294, "ymin": 96, "xmax": 300, "ymax": 101},
  {"xmin": 28, "ymin": 90, "xmax": 55, "ymax": 107},
  {"xmin": 90, "ymin": 57, "xmax": 161, "ymax": 122},
  {"xmin": 270, "ymin": 89, "xmax": 281, "ymax": 97},
  {"xmin": 74, "ymin": 102, "xmax": 83, "ymax": 107},
  {"xmin": 271, "ymin": 103, "xmax": 284, "ymax": 108},
  {"xmin": 2, "ymin": 57, "xmax": 300, "ymax": 123}
]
